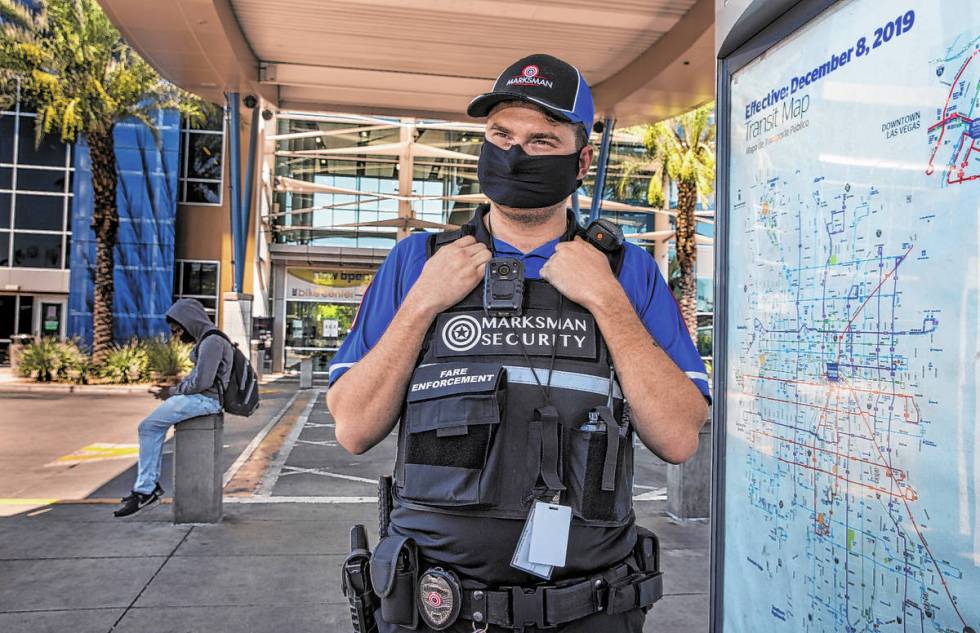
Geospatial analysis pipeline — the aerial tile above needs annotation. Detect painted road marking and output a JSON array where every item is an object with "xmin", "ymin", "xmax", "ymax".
[
  {"xmin": 254, "ymin": 390, "xmax": 321, "ymax": 496},
  {"xmin": 225, "ymin": 496, "xmax": 375, "ymax": 504},
  {"xmin": 295, "ymin": 438, "xmax": 338, "ymax": 448},
  {"xmin": 222, "ymin": 390, "xmax": 302, "ymax": 486},
  {"xmin": 277, "ymin": 466, "xmax": 376, "ymax": 484},
  {"xmin": 45, "ymin": 443, "xmax": 138, "ymax": 467},
  {"xmin": 632, "ymin": 487, "xmax": 668, "ymax": 502}
]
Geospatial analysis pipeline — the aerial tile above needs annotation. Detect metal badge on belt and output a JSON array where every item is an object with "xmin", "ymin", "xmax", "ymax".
[{"xmin": 417, "ymin": 567, "xmax": 462, "ymax": 630}]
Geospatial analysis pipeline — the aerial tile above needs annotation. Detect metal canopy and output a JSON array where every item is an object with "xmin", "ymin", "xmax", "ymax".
[{"xmin": 97, "ymin": 0, "xmax": 714, "ymax": 126}]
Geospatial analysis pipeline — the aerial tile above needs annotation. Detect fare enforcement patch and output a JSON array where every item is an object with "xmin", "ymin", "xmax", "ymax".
[
  {"xmin": 432, "ymin": 310, "xmax": 598, "ymax": 360},
  {"xmin": 407, "ymin": 362, "xmax": 503, "ymax": 403}
]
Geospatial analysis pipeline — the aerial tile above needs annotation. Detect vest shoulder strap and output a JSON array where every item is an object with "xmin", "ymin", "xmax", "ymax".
[
  {"xmin": 425, "ymin": 229, "xmax": 463, "ymax": 258},
  {"xmin": 607, "ymin": 244, "xmax": 626, "ymax": 276},
  {"xmin": 426, "ymin": 224, "xmax": 627, "ymax": 275}
]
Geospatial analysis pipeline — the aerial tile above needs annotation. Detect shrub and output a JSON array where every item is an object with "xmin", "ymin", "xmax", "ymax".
[
  {"xmin": 57, "ymin": 340, "xmax": 91, "ymax": 384},
  {"xmin": 145, "ymin": 337, "xmax": 192, "ymax": 381},
  {"xmin": 17, "ymin": 338, "xmax": 90, "ymax": 383},
  {"xmin": 97, "ymin": 340, "xmax": 150, "ymax": 384}
]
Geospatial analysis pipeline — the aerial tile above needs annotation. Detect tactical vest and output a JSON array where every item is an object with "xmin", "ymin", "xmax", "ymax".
[{"xmin": 393, "ymin": 208, "xmax": 635, "ymax": 527}]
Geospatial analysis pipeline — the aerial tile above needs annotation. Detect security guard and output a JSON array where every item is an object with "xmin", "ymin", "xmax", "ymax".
[{"xmin": 329, "ymin": 54, "xmax": 710, "ymax": 633}]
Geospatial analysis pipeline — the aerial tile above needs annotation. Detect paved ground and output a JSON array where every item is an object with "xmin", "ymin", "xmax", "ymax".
[
  {"xmin": 0, "ymin": 379, "xmax": 709, "ymax": 632},
  {"xmin": 0, "ymin": 383, "xmax": 297, "ymax": 513}
]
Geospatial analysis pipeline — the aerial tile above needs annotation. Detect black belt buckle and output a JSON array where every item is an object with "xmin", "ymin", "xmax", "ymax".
[{"xmin": 511, "ymin": 586, "xmax": 546, "ymax": 630}]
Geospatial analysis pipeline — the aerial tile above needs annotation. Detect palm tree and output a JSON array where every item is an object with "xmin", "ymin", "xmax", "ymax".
[
  {"xmin": 641, "ymin": 104, "xmax": 715, "ymax": 340},
  {"xmin": 0, "ymin": 0, "xmax": 205, "ymax": 363}
]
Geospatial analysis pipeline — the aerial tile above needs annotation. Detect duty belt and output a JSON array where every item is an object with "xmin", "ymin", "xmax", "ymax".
[{"xmin": 452, "ymin": 561, "xmax": 663, "ymax": 631}]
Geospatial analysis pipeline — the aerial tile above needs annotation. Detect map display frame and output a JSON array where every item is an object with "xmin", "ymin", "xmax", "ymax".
[{"xmin": 713, "ymin": 1, "xmax": 980, "ymax": 631}]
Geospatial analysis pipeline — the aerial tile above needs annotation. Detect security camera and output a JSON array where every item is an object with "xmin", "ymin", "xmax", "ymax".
[
  {"xmin": 261, "ymin": 109, "xmax": 274, "ymax": 121},
  {"xmin": 243, "ymin": 94, "xmax": 258, "ymax": 109}
]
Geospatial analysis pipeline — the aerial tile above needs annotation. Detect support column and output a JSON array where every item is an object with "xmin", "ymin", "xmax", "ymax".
[
  {"xmin": 589, "ymin": 118, "xmax": 615, "ymax": 223},
  {"xmin": 222, "ymin": 292, "xmax": 252, "ymax": 354},
  {"xmin": 240, "ymin": 101, "xmax": 260, "ymax": 294},
  {"xmin": 396, "ymin": 119, "xmax": 416, "ymax": 241},
  {"xmin": 653, "ymin": 207, "xmax": 671, "ymax": 280},
  {"xmin": 271, "ymin": 263, "xmax": 287, "ymax": 374},
  {"xmin": 226, "ymin": 93, "xmax": 243, "ymax": 292}
]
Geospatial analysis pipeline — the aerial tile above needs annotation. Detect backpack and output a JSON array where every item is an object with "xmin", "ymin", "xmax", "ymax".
[{"xmin": 200, "ymin": 330, "xmax": 260, "ymax": 417}]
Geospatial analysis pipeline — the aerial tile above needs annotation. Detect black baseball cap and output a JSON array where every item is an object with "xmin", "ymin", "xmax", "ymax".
[{"xmin": 467, "ymin": 53, "xmax": 595, "ymax": 133}]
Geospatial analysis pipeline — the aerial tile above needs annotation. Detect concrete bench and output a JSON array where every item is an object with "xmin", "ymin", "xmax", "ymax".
[{"xmin": 173, "ymin": 413, "xmax": 224, "ymax": 524}]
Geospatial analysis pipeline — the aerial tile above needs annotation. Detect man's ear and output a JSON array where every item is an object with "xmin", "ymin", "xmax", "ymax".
[{"xmin": 577, "ymin": 145, "xmax": 594, "ymax": 180}]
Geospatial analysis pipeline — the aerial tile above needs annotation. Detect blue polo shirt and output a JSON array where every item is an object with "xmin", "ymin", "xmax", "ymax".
[
  {"xmin": 328, "ymin": 224, "xmax": 710, "ymax": 583},
  {"xmin": 328, "ymin": 232, "xmax": 711, "ymax": 399}
]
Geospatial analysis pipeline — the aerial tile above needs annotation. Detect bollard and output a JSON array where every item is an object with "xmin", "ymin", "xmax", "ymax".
[
  {"xmin": 250, "ymin": 340, "xmax": 263, "ymax": 382},
  {"xmin": 173, "ymin": 413, "xmax": 224, "ymax": 523},
  {"xmin": 299, "ymin": 357, "xmax": 313, "ymax": 389},
  {"xmin": 666, "ymin": 418, "xmax": 712, "ymax": 520}
]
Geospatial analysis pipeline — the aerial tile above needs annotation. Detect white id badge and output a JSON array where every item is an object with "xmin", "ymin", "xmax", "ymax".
[
  {"xmin": 510, "ymin": 504, "xmax": 554, "ymax": 579},
  {"xmin": 528, "ymin": 502, "xmax": 572, "ymax": 567}
]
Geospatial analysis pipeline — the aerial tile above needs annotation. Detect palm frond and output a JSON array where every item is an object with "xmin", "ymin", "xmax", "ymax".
[
  {"xmin": 0, "ymin": 0, "xmax": 44, "ymax": 34},
  {"xmin": 1, "ymin": 0, "xmax": 201, "ymax": 144}
]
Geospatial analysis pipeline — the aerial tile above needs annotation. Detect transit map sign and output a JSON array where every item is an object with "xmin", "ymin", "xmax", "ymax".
[{"xmin": 722, "ymin": 1, "xmax": 980, "ymax": 631}]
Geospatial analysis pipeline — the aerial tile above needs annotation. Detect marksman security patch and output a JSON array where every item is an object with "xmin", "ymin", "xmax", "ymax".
[{"xmin": 432, "ymin": 310, "xmax": 597, "ymax": 359}]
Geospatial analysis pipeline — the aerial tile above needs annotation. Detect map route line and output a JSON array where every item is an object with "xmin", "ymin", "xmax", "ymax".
[
  {"xmin": 927, "ymin": 112, "xmax": 974, "ymax": 132},
  {"xmin": 834, "ymin": 243, "xmax": 915, "ymax": 360},
  {"xmin": 773, "ymin": 455, "xmax": 915, "ymax": 501},
  {"xmin": 742, "ymin": 374, "xmax": 922, "ymax": 423},
  {"xmin": 926, "ymin": 47, "xmax": 979, "ymax": 177},
  {"xmin": 755, "ymin": 428, "xmax": 908, "ymax": 480},
  {"xmin": 736, "ymin": 391, "xmax": 918, "ymax": 427},
  {"xmin": 838, "ymin": 379, "xmax": 970, "ymax": 629},
  {"xmin": 948, "ymin": 133, "xmax": 980, "ymax": 184}
]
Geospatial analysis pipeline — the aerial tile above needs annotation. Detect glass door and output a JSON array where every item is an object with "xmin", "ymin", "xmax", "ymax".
[
  {"xmin": 0, "ymin": 295, "xmax": 13, "ymax": 365},
  {"xmin": 39, "ymin": 301, "xmax": 64, "ymax": 338}
]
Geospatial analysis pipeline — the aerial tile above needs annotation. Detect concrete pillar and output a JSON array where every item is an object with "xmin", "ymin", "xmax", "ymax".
[
  {"xmin": 222, "ymin": 292, "xmax": 253, "ymax": 353},
  {"xmin": 299, "ymin": 357, "xmax": 313, "ymax": 389},
  {"xmin": 653, "ymin": 208, "xmax": 670, "ymax": 280},
  {"xmin": 396, "ymin": 119, "xmax": 415, "ymax": 242},
  {"xmin": 173, "ymin": 414, "xmax": 224, "ymax": 524},
  {"xmin": 272, "ymin": 264, "xmax": 287, "ymax": 374},
  {"xmin": 666, "ymin": 418, "xmax": 712, "ymax": 520}
]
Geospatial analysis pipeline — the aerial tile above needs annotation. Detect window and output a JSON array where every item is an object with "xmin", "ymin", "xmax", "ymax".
[
  {"xmin": 0, "ymin": 101, "xmax": 73, "ymax": 270},
  {"xmin": 173, "ymin": 260, "xmax": 220, "ymax": 321},
  {"xmin": 179, "ymin": 109, "xmax": 225, "ymax": 206}
]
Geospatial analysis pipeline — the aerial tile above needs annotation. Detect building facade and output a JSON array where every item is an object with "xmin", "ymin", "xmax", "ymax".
[{"xmin": 1, "ymin": 101, "xmax": 713, "ymax": 372}]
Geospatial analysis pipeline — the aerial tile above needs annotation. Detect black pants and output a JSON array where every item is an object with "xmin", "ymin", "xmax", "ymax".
[{"xmin": 374, "ymin": 606, "xmax": 647, "ymax": 633}]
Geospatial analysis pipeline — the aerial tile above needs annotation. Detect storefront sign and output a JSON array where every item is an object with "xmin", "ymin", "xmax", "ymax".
[{"xmin": 285, "ymin": 268, "xmax": 374, "ymax": 302}]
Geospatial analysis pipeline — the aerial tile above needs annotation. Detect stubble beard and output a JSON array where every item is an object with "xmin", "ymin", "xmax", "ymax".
[{"xmin": 490, "ymin": 199, "xmax": 567, "ymax": 226}]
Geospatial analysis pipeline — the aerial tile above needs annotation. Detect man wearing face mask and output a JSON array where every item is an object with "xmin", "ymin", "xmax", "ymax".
[
  {"xmin": 329, "ymin": 54, "xmax": 710, "ymax": 632},
  {"xmin": 113, "ymin": 298, "xmax": 233, "ymax": 517}
]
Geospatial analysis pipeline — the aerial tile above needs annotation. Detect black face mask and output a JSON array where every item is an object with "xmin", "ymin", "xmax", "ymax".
[{"xmin": 477, "ymin": 141, "xmax": 581, "ymax": 209}]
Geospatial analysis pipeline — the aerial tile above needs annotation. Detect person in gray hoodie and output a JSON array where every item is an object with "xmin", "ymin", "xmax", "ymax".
[{"xmin": 114, "ymin": 298, "xmax": 234, "ymax": 517}]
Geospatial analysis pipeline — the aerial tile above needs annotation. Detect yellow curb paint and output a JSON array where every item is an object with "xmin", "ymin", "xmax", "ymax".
[
  {"xmin": 0, "ymin": 498, "xmax": 58, "ymax": 505},
  {"xmin": 46, "ymin": 443, "xmax": 139, "ymax": 467}
]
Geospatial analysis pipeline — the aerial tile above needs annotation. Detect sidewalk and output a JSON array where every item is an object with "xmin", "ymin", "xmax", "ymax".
[{"xmin": 0, "ymin": 387, "xmax": 709, "ymax": 633}]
